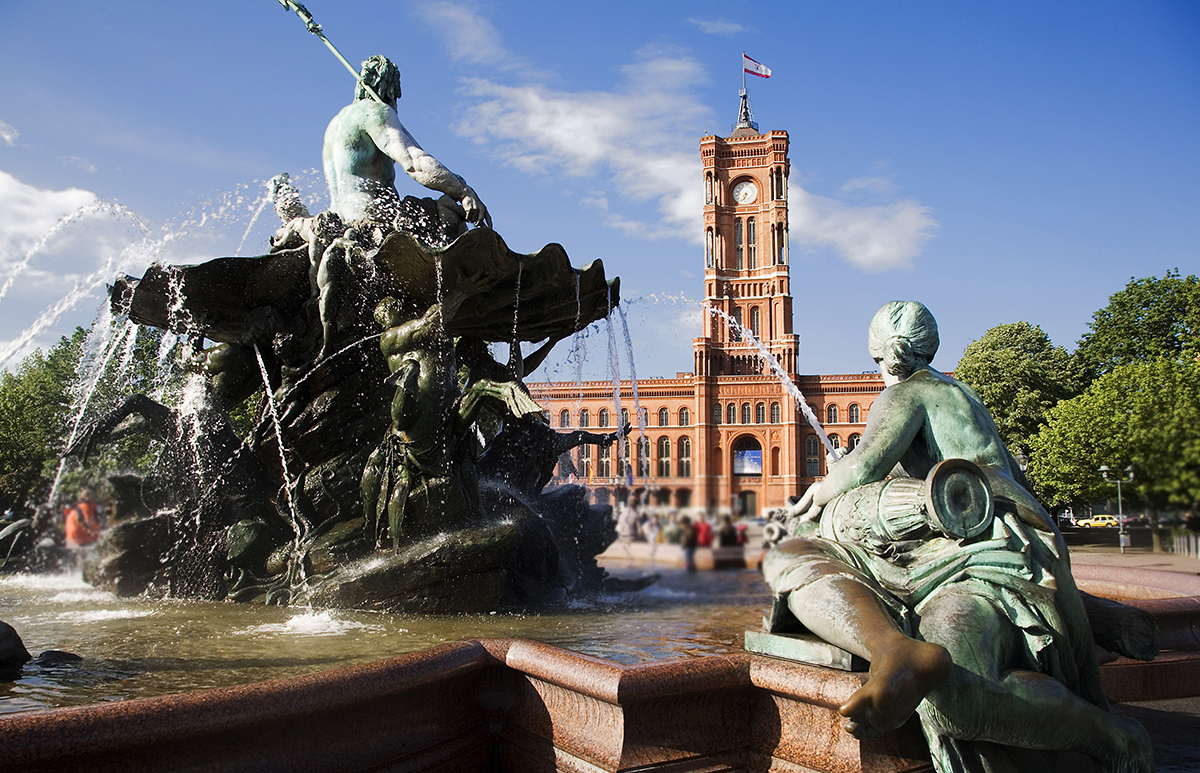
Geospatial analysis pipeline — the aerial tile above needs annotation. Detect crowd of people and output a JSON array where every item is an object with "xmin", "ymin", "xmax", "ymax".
[{"xmin": 615, "ymin": 502, "xmax": 752, "ymax": 571}]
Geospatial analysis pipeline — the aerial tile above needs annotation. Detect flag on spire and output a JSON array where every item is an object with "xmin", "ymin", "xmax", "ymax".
[{"xmin": 743, "ymin": 53, "xmax": 771, "ymax": 79}]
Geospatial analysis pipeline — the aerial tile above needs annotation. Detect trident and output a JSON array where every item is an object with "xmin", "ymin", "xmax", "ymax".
[{"xmin": 275, "ymin": 1, "xmax": 386, "ymax": 106}]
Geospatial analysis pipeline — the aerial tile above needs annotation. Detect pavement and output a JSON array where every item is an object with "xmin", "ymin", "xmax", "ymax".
[
  {"xmin": 1067, "ymin": 543, "xmax": 1200, "ymax": 577},
  {"xmin": 1008, "ymin": 543, "xmax": 1200, "ymax": 771}
]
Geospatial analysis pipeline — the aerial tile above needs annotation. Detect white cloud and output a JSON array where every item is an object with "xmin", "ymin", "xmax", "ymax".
[
  {"xmin": 456, "ymin": 50, "xmax": 711, "ymax": 242},
  {"xmin": 0, "ymin": 171, "xmax": 155, "ymax": 369},
  {"xmin": 789, "ymin": 183, "xmax": 937, "ymax": 272},
  {"xmin": 0, "ymin": 120, "xmax": 17, "ymax": 146},
  {"xmin": 430, "ymin": 7, "xmax": 937, "ymax": 270},
  {"xmin": 838, "ymin": 176, "xmax": 897, "ymax": 197},
  {"xmin": 687, "ymin": 19, "xmax": 746, "ymax": 35},
  {"xmin": 0, "ymin": 170, "xmax": 98, "ymax": 267},
  {"xmin": 59, "ymin": 155, "xmax": 98, "ymax": 174},
  {"xmin": 412, "ymin": 1, "xmax": 525, "ymax": 70}
]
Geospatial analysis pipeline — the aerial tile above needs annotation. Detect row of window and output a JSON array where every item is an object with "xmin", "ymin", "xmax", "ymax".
[
  {"xmin": 560, "ymin": 407, "xmax": 691, "ymax": 428},
  {"xmin": 712, "ymin": 401, "xmax": 782, "ymax": 424},
  {"xmin": 559, "ymin": 402, "xmax": 866, "ymax": 429},
  {"xmin": 573, "ymin": 436, "xmax": 694, "ymax": 479},
  {"xmin": 803, "ymin": 434, "xmax": 862, "ymax": 477},
  {"xmin": 704, "ymin": 221, "xmax": 787, "ymax": 270}
]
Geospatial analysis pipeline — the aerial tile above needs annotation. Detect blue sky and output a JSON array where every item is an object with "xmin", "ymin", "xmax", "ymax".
[{"xmin": 0, "ymin": 0, "xmax": 1196, "ymax": 381}]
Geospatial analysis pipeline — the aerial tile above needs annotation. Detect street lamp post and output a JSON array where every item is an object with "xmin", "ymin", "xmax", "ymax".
[{"xmin": 1099, "ymin": 464, "xmax": 1135, "ymax": 554}]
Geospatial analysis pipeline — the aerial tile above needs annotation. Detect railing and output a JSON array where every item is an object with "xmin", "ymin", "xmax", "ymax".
[{"xmin": 1173, "ymin": 532, "xmax": 1200, "ymax": 559}]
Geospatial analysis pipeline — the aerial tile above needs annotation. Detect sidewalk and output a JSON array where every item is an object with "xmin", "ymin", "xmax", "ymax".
[{"xmin": 1068, "ymin": 544, "xmax": 1200, "ymax": 576}]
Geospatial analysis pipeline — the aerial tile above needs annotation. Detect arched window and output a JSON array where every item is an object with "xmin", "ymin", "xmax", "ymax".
[
  {"xmin": 727, "ymin": 403, "xmax": 737, "ymax": 424},
  {"xmin": 559, "ymin": 409, "xmax": 570, "ymax": 428},
  {"xmin": 734, "ymin": 218, "xmax": 744, "ymax": 269},
  {"xmin": 830, "ymin": 434, "xmax": 841, "ymax": 449},
  {"xmin": 598, "ymin": 408, "xmax": 609, "ymax": 428},
  {"xmin": 578, "ymin": 444, "xmax": 591, "ymax": 477},
  {"xmin": 755, "ymin": 402, "xmax": 766, "ymax": 424},
  {"xmin": 775, "ymin": 223, "xmax": 785, "ymax": 264},
  {"xmin": 848, "ymin": 433, "xmax": 861, "ymax": 451},
  {"xmin": 621, "ymin": 408, "xmax": 630, "ymax": 428},
  {"xmin": 712, "ymin": 403, "xmax": 722, "ymax": 424},
  {"xmin": 579, "ymin": 409, "xmax": 590, "ymax": 428},
  {"xmin": 657, "ymin": 436, "xmax": 671, "ymax": 477},
  {"xmin": 741, "ymin": 403, "xmax": 752, "ymax": 424},
  {"xmin": 598, "ymin": 444, "xmax": 611, "ymax": 476},
  {"xmin": 637, "ymin": 437, "xmax": 651, "ymax": 477},
  {"xmin": 620, "ymin": 438, "xmax": 632, "ymax": 476},
  {"xmin": 732, "ymin": 307, "xmax": 743, "ymax": 342},
  {"xmin": 826, "ymin": 404, "xmax": 839, "ymax": 424},
  {"xmin": 679, "ymin": 407, "xmax": 690, "ymax": 426},
  {"xmin": 658, "ymin": 407, "xmax": 670, "ymax": 426},
  {"xmin": 747, "ymin": 217, "xmax": 757, "ymax": 268},
  {"xmin": 770, "ymin": 402, "xmax": 781, "ymax": 423},
  {"xmin": 705, "ymin": 228, "xmax": 714, "ymax": 268},
  {"xmin": 705, "ymin": 173, "xmax": 713, "ymax": 204},
  {"xmin": 771, "ymin": 446, "xmax": 781, "ymax": 476},
  {"xmin": 678, "ymin": 436, "xmax": 693, "ymax": 477},
  {"xmin": 805, "ymin": 435, "xmax": 820, "ymax": 477},
  {"xmin": 749, "ymin": 306, "xmax": 761, "ymax": 339},
  {"xmin": 848, "ymin": 403, "xmax": 860, "ymax": 423},
  {"xmin": 639, "ymin": 407, "xmax": 649, "ymax": 427}
]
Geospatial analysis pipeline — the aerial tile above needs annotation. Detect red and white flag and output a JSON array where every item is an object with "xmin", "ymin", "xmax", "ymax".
[{"xmin": 743, "ymin": 53, "xmax": 771, "ymax": 79}]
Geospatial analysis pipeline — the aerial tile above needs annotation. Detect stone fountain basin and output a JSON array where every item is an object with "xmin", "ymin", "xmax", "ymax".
[{"xmin": 0, "ymin": 565, "xmax": 1196, "ymax": 772}]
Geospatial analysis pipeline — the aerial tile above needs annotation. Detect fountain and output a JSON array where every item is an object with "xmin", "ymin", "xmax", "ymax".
[{"xmin": 1, "ymin": 12, "xmax": 1198, "ymax": 772}]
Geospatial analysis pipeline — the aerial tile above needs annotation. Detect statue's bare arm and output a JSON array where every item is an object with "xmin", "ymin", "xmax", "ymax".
[
  {"xmin": 792, "ymin": 386, "xmax": 924, "ymax": 516},
  {"xmin": 367, "ymin": 106, "xmax": 490, "ymax": 227}
]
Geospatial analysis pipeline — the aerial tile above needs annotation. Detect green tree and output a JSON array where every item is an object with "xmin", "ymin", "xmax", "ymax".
[
  {"xmin": 0, "ymin": 329, "xmax": 85, "ymax": 510},
  {"xmin": 953, "ymin": 321, "xmax": 1080, "ymax": 456},
  {"xmin": 1074, "ymin": 269, "xmax": 1200, "ymax": 380},
  {"xmin": 1028, "ymin": 357, "xmax": 1200, "ymax": 548}
]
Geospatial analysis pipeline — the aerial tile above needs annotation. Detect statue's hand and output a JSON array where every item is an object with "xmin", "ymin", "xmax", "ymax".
[
  {"xmin": 460, "ymin": 187, "xmax": 492, "ymax": 230},
  {"xmin": 787, "ymin": 482, "xmax": 824, "ymax": 523},
  {"xmin": 64, "ymin": 423, "xmax": 100, "ymax": 463}
]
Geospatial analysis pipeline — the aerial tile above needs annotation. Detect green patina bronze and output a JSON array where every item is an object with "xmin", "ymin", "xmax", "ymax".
[{"xmin": 759, "ymin": 301, "xmax": 1154, "ymax": 773}]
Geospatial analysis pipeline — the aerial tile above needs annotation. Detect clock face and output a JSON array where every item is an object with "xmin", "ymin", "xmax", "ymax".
[{"xmin": 733, "ymin": 181, "xmax": 758, "ymax": 204}]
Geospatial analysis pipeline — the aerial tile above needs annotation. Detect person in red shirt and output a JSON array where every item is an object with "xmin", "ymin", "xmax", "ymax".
[{"xmin": 64, "ymin": 489, "xmax": 102, "ymax": 548}]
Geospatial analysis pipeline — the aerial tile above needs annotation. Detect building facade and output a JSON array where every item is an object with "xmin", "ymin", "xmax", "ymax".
[{"xmin": 530, "ymin": 96, "xmax": 884, "ymax": 517}]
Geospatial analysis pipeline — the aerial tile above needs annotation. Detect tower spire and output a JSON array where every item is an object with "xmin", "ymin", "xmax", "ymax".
[{"xmin": 732, "ymin": 88, "xmax": 759, "ymax": 135}]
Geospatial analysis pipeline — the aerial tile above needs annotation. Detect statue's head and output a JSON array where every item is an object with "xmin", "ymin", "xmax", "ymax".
[
  {"xmin": 374, "ymin": 296, "xmax": 404, "ymax": 328},
  {"xmin": 867, "ymin": 301, "xmax": 939, "ymax": 379},
  {"xmin": 358, "ymin": 55, "xmax": 401, "ymax": 105}
]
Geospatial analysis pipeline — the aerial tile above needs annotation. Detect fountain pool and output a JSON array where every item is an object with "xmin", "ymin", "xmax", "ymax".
[{"xmin": 0, "ymin": 562, "xmax": 767, "ymax": 716}]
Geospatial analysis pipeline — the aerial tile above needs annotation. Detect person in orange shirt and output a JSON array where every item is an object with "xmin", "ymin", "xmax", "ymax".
[{"xmin": 64, "ymin": 489, "xmax": 102, "ymax": 548}]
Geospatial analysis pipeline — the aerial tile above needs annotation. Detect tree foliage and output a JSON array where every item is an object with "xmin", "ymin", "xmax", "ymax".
[
  {"xmin": 1028, "ymin": 357, "xmax": 1200, "ymax": 512},
  {"xmin": 1074, "ymin": 269, "xmax": 1200, "ymax": 380},
  {"xmin": 0, "ymin": 329, "xmax": 85, "ymax": 510},
  {"xmin": 953, "ymin": 321, "xmax": 1080, "ymax": 455}
]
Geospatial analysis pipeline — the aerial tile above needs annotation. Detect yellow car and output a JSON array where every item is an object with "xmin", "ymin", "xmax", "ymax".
[{"xmin": 1079, "ymin": 514, "xmax": 1119, "ymax": 528}]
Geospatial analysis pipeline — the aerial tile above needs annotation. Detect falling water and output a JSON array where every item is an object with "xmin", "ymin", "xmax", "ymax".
[
  {"xmin": 434, "ymin": 255, "xmax": 444, "ymax": 307},
  {"xmin": 603, "ymin": 292, "xmax": 627, "ymax": 476},
  {"xmin": 571, "ymin": 275, "xmax": 587, "ymax": 421},
  {"xmin": 616, "ymin": 306, "xmax": 648, "ymax": 478},
  {"xmin": 0, "ymin": 201, "xmax": 149, "ymax": 307},
  {"xmin": 509, "ymin": 260, "xmax": 524, "ymax": 374},
  {"xmin": 234, "ymin": 194, "xmax": 274, "ymax": 257},
  {"xmin": 705, "ymin": 304, "xmax": 836, "ymax": 457},
  {"xmin": 175, "ymin": 373, "xmax": 213, "ymax": 530},
  {"xmin": 46, "ymin": 315, "xmax": 139, "ymax": 506},
  {"xmin": 252, "ymin": 344, "xmax": 306, "ymax": 546}
]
